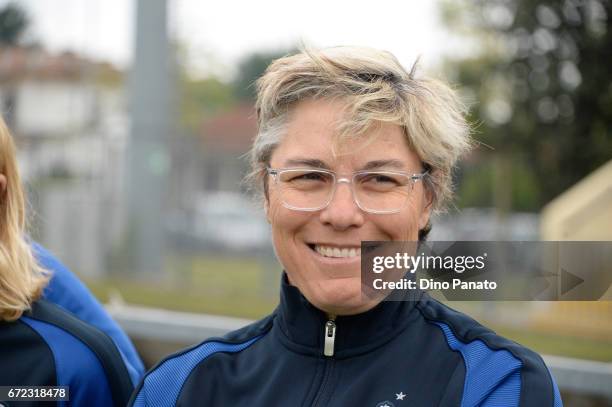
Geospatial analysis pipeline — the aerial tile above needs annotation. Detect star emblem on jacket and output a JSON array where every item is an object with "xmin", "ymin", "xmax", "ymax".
[{"xmin": 396, "ymin": 392, "xmax": 406, "ymax": 400}]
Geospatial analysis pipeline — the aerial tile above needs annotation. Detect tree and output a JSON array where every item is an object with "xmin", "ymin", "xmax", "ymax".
[
  {"xmin": 0, "ymin": 2, "xmax": 28, "ymax": 45},
  {"xmin": 442, "ymin": 0, "xmax": 612, "ymax": 211},
  {"xmin": 233, "ymin": 48, "xmax": 297, "ymax": 102},
  {"xmin": 178, "ymin": 47, "xmax": 296, "ymax": 132},
  {"xmin": 0, "ymin": 2, "xmax": 30, "ymax": 129},
  {"xmin": 180, "ymin": 76, "xmax": 236, "ymax": 131}
]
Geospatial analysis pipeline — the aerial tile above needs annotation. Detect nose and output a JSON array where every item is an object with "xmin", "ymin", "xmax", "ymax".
[{"xmin": 319, "ymin": 180, "xmax": 364, "ymax": 230}]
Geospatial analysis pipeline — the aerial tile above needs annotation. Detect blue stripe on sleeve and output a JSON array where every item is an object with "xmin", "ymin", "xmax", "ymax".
[
  {"xmin": 21, "ymin": 317, "xmax": 114, "ymax": 407},
  {"xmin": 133, "ymin": 336, "xmax": 262, "ymax": 407},
  {"xmin": 434, "ymin": 322, "xmax": 522, "ymax": 407},
  {"xmin": 549, "ymin": 367, "xmax": 563, "ymax": 407}
]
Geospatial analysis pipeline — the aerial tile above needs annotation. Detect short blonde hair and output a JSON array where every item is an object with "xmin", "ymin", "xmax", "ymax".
[
  {"xmin": 0, "ymin": 117, "xmax": 49, "ymax": 321},
  {"xmin": 247, "ymin": 46, "xmax": 472, "ymax": 213}
]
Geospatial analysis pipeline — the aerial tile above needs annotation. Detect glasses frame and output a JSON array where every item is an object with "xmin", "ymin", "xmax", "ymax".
[{"xmin": 267, "ymin": 167, "xmax": 428, "ymax": 214}]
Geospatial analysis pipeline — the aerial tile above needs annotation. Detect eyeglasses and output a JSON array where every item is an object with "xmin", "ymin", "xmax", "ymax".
[{"xmin": 267, "ymin": 167, "xmax": 428, "ymax": 214}]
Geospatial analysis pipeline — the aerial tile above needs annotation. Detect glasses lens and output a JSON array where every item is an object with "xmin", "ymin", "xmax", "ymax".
[
  {"xmin": 353, "ymin": 172, "xmax": 412, "ymax": 212},
  {"xmin": 277, "ymin": 169, "xmax": 334, "ymax": 210}
]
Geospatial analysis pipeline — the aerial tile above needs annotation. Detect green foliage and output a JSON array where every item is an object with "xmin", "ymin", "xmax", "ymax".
[
  {"xmin": 458, "ymin": 161, "xmax": 494, "ymax": 208},
  {"xmin": 233, "ymin": 48, "xmax": 298, "ymax": 102},
  {"xmin": 0, "ymin": 2, "xmax": 28, "ymax": 45},
  {"xmin": 443, "ymin": 0, "xmax": 612, "ymax": 211},
  {"xmin": 180, "ymin": 76, "xmax": 236, "ymax": 131},
  {"xmin": 511, "ymin": 162, "xmax": 540, "ymax": 210},
  {"xmin": 178, "ymin": 47, "xmax": 297, "ymax": 133},
  {"xmin": 458, "ymin": 155, "xmax": 540, "ymax": 211}
]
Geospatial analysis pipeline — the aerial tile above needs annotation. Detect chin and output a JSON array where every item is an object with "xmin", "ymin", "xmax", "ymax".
[{"xmin": 310, "ymin": 277, "xmax": 370, "ymax": 315}]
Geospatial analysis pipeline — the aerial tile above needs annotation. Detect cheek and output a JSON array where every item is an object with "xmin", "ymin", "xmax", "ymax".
[
  {"xmin": 268, "ymin": 199, "xmax": 312, "ymax": 247},
  {"xmin": 385, "ymin": 218, "xmax": 419, "ymax": 240},
  {"xmin": 268, "ymin": 204, "xmax": 315, "ymax": 286},
  {"xmin": 267, "ymin": 198, "xmax": 281, "ymax": 225},
  {"xmin": 380, "ymin": 203, "xmax": 423, "ymax": 240},
  {"xmin": 267, "ymin": 192, "xmax": 286, "ymax": 227},
  {"xmin": 269, "ymin": 198, "xmax": 295, "ymax": 232}
]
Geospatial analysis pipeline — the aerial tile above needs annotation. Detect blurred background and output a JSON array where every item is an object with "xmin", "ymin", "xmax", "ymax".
[{"xmin": 1, "ymin": 0, "xmax": 611, "ymax": 404}]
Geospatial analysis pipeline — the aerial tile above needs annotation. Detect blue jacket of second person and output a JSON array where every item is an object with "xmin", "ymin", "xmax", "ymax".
[{"xmin": 34, "ymin": 241, "xmax": 145, "ymax": 385}]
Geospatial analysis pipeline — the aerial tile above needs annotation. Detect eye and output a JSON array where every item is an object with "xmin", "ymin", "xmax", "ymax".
[
  {"xmin": 373, "ymin": 175, "xmax": 397, "ymax": 184},
  {"xmin": 281, "ymin": 170, "xmax": 331, "ymax": 183},
  {"xmin": 361, "ymin": 173, "xmax": 400, "ymax": 185},
  {"xmin": 297, "ymin": 172, "xmax": 326, "ymax": 181},
  {"xmin": 291, "ymin": 172, "xmax": 327, "ymax": 182}
]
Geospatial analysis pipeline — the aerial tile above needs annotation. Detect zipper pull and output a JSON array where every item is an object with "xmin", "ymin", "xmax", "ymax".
[{"xmin": 323, "ymin": 320, "xmax": 337, "ymax": 357}]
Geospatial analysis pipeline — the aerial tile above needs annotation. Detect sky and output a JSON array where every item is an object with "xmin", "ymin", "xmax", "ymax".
[{"xmin": 12, "ymin": 0, "xmax": 462, "ymax": 78}]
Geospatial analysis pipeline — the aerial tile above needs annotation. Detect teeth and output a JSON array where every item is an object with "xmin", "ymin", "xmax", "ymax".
[{"xmin": 314, "ymin": 245, "xmax": 361, "ymax": 258}]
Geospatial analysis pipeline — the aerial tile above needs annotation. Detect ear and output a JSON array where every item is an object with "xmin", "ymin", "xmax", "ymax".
[
  {"xmin": 264, "ymin": 198, "xmax": 271, "ymax": 223},
  {"xmin": 0, "ymin": 174, "xmax": 6, "ymax": 194},
  {"xmin": 418, "ymin": 187, "xmax": 433, "ymax": 230}
]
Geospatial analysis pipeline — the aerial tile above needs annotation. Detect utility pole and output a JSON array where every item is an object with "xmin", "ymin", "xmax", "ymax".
[{"xmin": 125, "ymin": 0, "xmax": 173, "ymax": 275}]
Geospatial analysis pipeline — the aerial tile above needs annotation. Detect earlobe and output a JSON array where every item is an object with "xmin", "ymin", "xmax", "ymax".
[
  {"xmin": 418, "ymin": 211, "xmax": 431, "ymax": 231},
  {"xmin": 419, "ymin": 190, "xmax": 433, "ymax": 230},
  {"xmin": 0, "ymin": 174, "xmax": 6, "ymax": 194},
  {"xmin": 264, "ymin": 200, "xmax": 271, "ymax": 224}
]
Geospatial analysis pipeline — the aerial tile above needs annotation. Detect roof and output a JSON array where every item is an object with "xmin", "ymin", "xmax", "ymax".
[
  {"xmin": 0, "ymin": 46, "xmax": 121, "ymax": 84},
  {"xmin": 199, "ymin": 104, "xmax": 257, "ymax": 152}
]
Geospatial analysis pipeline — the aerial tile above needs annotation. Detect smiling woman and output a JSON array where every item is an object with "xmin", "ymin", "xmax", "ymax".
[
  {"xmin": 264, "ymin": 98, "xmax": 432, "ymax": 316},
  {"xmin": 131, "ymin": 47, "xmax": 563, "ymax": 407}
]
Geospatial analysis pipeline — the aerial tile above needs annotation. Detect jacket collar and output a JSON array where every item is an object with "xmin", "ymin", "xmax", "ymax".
[{"xmin": 274, "ymin": 273, "xmax": 423, "ymax": 359}]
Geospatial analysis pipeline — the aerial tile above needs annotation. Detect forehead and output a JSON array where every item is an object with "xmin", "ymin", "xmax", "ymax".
[{"xmin": 270, "ymin": 99, "xmax": 421, "ymax": 170}]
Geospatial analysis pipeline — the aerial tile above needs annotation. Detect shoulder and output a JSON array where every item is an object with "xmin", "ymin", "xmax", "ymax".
[
  {"xmin": 32, "ymin": 241, "xmax": 67, "ymax": 275},
  {"xmin": 130, "ymin": 313, "xmax": 275, "ymax": 407},
  {"xmin": 416, "ymin": 296, "xmax": 562, "ymax": 406},
  {"xmin": 0, "ymin": 316, "xmax": 57, "ymax": 385},
  {"xmin": 35, "ymin": 241, "xmax": 145, "ymax": 379},
  {"xmin": 36, "ymin": 241, "xmax": 97, "ymax": 306},
  {"xmin": 22, "ymin": 300, "xmax": 134, "ymax": 406},
  {"xmin": 36, "ymin": 241, "xmax": 102, "ymax": 314}
]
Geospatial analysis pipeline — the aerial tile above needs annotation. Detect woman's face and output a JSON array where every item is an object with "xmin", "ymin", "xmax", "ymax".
[{"xmin": 266, "ymin": 99, "xmax": 431, "ymax": 316}]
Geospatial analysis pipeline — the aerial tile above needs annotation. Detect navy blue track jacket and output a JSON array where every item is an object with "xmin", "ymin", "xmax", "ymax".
[
  {"xmin": 0, "ymin": 299, "xmax": 134, "ymax": 407},
  {"xmin": 131, "ymin": 274, "xmax": 563, "ymax": 406}
]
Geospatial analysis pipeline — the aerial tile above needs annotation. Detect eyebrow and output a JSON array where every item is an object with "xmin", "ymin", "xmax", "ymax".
[
  {"xmin": 360, "ymin": 159, "xmax": 407, "ymax": 171},
  {"xmin": 283, "ymin": 158, "xmax": 331, "ymax": 169},
  {"xmin": 282, "ymin": 158, "xmax": 409, "ymax": 171}
]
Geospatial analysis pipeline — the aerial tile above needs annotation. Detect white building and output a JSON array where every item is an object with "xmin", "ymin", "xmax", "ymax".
[{"xmin": 0, "ymin": 45, "xmax": 128, "ymax": 278}]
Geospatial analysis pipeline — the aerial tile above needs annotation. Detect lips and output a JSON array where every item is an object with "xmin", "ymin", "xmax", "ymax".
[{"xmin": 312, "ymin": 245, "xmax": 361, "ymax": 258}]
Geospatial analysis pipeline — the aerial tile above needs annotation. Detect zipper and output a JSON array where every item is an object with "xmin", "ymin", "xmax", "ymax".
[
  {"xmin": 323, "ymin": 316, "xmax": 336, "ymax": 357},
  {"xmin": 310, "ymin": 316, "xmax": 337, "ymax": 406}
]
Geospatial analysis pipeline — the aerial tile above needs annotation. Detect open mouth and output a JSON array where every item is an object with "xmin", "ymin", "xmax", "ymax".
[{"xmin": 307, "ymin": 244, "xmax": 361, "ymax": 259}]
